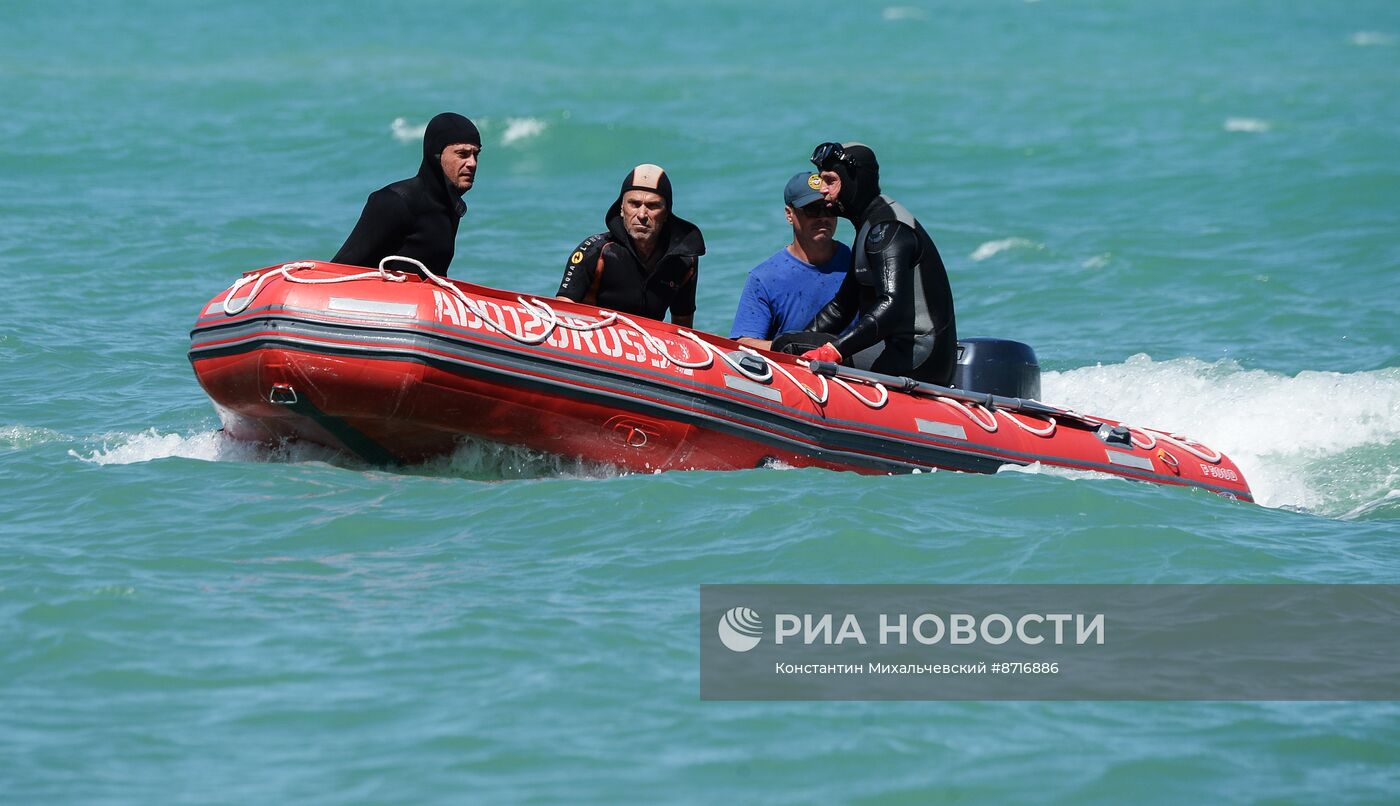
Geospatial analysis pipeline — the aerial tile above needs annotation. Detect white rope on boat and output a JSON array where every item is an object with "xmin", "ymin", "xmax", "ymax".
[
  {"xmin": 831, "ymin": 375, "xmax": 889, "ymax": 408},
  {"xmin": 1156, "ymin": 432, "xmax": 1223, "ymax": 463},
  {"xmin": 222, "ymin": 260, "xmax": 407, "ymax": 315},
  {"xmin": 402, "ymin": 257, "xmax": 848, "ymax": 407},
  {"xmin": 412, "ymin": 257, "xmax": 574, "ymax": 346},
  {"xmin": 771, "ymin": 359, "xmax": 830, "ymax": 405},
  {"xmin": 1128, "ymin": 428, "xmax": 1157, "ymax": 450},
  {"xmin": 218, "ymin": 260, "xmax": 1231, "ymax": 463},
  {"xmin": 936, "ymin": 397, "xmax": 1000, "ymax": 433},
  {"xmin": 997, "ymin": 409, "xmax": 1057, "ymax": 437},
  {"xmin": 520, "ymin": 297, "xmax": 617, "ymax": 333},
  {"xmin": 1076, "ymin": 412, "xmax": 1221, "ymax": 464},
  {"xmin": 217, "ymin": 257, "xmax": 1008, "ymax": 418}
]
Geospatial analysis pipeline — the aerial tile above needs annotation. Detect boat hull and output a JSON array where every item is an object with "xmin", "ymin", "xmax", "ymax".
[{"xmin": 189, "ymin": 262, "xmax": 1253, "ymax": 501}]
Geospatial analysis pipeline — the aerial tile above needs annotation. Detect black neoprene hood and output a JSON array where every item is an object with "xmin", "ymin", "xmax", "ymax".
[
  {"xmin": 832, "ymin": 142, "xmax": 881, "ymax": 222},
  {"xmin": 419, "ymin": 112, "xmax": 481, "ymax": 201}
]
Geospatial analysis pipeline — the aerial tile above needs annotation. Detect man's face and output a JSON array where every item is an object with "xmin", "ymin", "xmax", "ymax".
[
  {"xmin": 621, "ymin": 189, "xmax": 668, "ymax": 247},
  {"xmin": 440, "ymin": 143, "xmax": 480, "ymax": 192},
  {"xmin": 788, "ymin": 201, "xmax": 837, "ymax": 243},
  {"xmin": 818, "ymin": 170, "xmax": 842, "ymax": 205}
]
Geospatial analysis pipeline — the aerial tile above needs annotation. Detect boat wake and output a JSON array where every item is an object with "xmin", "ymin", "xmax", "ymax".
[
  {"xmin": 69, "ymin": 428, "xmax": 342, "ymax": 466},
  {"xmin": 67, "ymin": 427, "xmax": 619, "ymax": 483},
  {"xmin": 53, "ymin": 357, "xmax": 1397, "ymax": 518},
  {"xmin": 1041, "ymin": 355, "xmax": 1400, "ymax": 518}
]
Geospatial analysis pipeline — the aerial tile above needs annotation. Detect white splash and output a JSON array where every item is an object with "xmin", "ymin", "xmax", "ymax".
[
  {"xmin": 67, "ymin": 427, "xmax": 620, "ymax": 481},
  {"xmin": 1041, "ymin": 356, "xmax": 1400, "ymax": 515},
  {"xmin": 882, "ymin": 7, "xmax": 928, "ymax": 21},
  {"xmin": 1351, "ymin": 31, "xmax": 1394, "ymax": 46},
  {"xmin": 1224, "ymin": 117, "xmax": 1271, "ymax": 133},
  {"xmin": 70, "ymin": 429, "xmax": 339, "ymax": 466},
  {"xmin": 1082, "ymin": 253, "xmax": 1112, "ymax": 270},
  {"xmin": 390, "ymin": 116, "xmax": 427, "ymax": 144},
  {"xmin": 997, "ymin": 461, "xmax": 1122, "ymax": 484},
  {"xmin": 422, "ymin": 437, "xmax": 619, "ymax": 481},
  {"xmin": 501, "ymin": 117, "xmax": 547, "ymax": 146},
  {"xmin": 971, "ymin": 237, "xmax": 1043, "ymax": 262}
]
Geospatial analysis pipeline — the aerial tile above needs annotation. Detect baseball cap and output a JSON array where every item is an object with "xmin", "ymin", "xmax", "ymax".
[{"xmin": 783, "ymin": 171, "xmax": 824, "ymax": 208}]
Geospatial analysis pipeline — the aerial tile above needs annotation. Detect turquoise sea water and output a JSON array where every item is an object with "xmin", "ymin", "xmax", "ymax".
[{"xmin": 3, "ymin": 1, "xmax": 1399, "ymax": 802}]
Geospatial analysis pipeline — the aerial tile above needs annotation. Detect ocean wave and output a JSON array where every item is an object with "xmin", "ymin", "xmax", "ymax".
[
  {"xmin": 1350, "ymin": 31, "xmax": 1395, "ymax": 47},
  {"xmin": 501, "ymin": 117, "xmax": 547, "ymax": 146},
  {"xmin": 390, "ymin": 116, "xmax": 427, "ymax": 144},
  {"xmin": 390, "ymin": 116, "xmax": 548, "ymax": 148},
  {"xmin": 1341, "ymin": 488, "xmax": 1400, "ymax": 521},
  {"xmin": 970, "ymin": 237, "xmax": 1043, "ymax": 262},
  {"xmin": 882, "ymin": 7, "xmax": 928, "ymax": 21},
  {"xmin": 1042, "ymin": 356, "xmax": 1400, "ymax": 516},
  {"xmin": 1224, "ymin": 117, "xmax": 1271, "ymax": 133}
]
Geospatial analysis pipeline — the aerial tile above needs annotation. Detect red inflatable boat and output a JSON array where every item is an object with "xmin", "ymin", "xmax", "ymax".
[{"xmin": 188, "ymin": 259, "xmax": 1252, "ymax": 501}]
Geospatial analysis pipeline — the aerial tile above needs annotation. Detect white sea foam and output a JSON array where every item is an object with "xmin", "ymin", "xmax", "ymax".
[
  {"xmin": 1082, "ymin": 253, "xmax": 1112, "ymax": 270},
  {"xmin": 1, "ymin": 425, "xmax": 68, "ymax": 449},
  {"xmin": 501, "ymin": 117, "xmax": 546, "ymax": 146},
  {"xmin": 997, "ymin": 461, "xmax": 1122, "ymax": 484},
  {"xmin": 390, "ymin": 116, "xmax": 427, "ymax": 144},
  {"xmin": 882, "ymin": 7, "xmax": 928, "ymax": 21},
  {"xmin": 68, "ymin": 427, "xmax": 621, "ymax": 482},
  {"xmin": 70, "ymin": 428, "xmax": 339, "ymax": 466},
  {"xmin": 1041, "ymin": 356, "xmax": 1400, "ymax": 515},
  {"xmin": 970, "ymin": 238, "xmax": 1043, "ymax": 262},
  {"xmin": 423, "ymin": 437, "xmax": 619, "ymax": 481},
  {"xmin": 1351, "ymin": 31, "xmax": 1395, "ymax": 46},
  {"xmin": 1224, "ymin": 117, "xmax": 1271, "ymax": 133},
  {"xmin": 391, "ymin": 115, "xmax": 545, "ymax": 148}
]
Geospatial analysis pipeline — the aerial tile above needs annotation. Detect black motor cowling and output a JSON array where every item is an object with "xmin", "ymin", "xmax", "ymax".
[{"xmin": 949, "ymin": 338, "xmax": 1041, "ymax": 400}]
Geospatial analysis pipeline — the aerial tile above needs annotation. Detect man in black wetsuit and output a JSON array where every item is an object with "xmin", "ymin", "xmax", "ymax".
[
  {"xmin": 333, "ymin": 112, "xmax": 480, "ymax": 276},
  {"xmin": 784, "ymin": 142, "xmax": 957, "ymax": 385},
  {"xmin": 556, "ymin": 164, "xmax": 705, "ymax": 328}
]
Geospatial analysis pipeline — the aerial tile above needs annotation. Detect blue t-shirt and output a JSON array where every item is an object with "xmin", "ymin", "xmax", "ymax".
[{"xmin": 728, "ymin": 243, "xmax": 852, "ymax": 340}]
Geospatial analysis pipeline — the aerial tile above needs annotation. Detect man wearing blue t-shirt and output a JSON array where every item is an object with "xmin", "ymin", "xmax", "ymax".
[{"xmin": 728, "ymin": 171, "xmax": 851, "ymax": 350}]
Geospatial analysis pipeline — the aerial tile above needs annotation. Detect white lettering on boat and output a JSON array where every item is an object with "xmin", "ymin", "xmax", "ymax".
[
  {"xmin": 429, "ymin": 290, "xmax": 692, "ymax": 375},
  {"xmin": 1200, "ymin": 464, "xmax": 1239, "ymax": 481}
]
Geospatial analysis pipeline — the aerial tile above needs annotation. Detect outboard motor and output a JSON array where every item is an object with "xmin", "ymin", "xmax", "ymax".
[{"xmin": 950, "ymin": 338, "xmax": 1041, "ymax": 400}]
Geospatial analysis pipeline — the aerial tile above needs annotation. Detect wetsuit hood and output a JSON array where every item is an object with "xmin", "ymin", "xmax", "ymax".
[
  {"xmin": 814, "ymin": 142, "xmax": 881, "ymax": 225},
  {"xmin": 603, "ymin": 163, "xmax": 673, "ymax": 225},
  {"xmin": 603, "ymin": 163, "xmax": 703, "ymax": 260},
  {"xmin": 418, "ymin": 112, "xmax": 481, "ymax": 214}
]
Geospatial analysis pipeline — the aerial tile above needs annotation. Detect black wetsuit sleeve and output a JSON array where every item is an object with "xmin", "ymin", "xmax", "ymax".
[
  {"xmin": 807, "ymin": 270, "xmax": 859, "ymax": 334},
  {"xmin": 831, "ymin": 223, "xmax": 918, "ymax": 358},
  {"xmin": 556, "ymin": 235, "xmax": 607, "ymax": 301},
  {"xmin": 332, "ymin": 189, "xmax": 410, "ymax": 269},
  {"xmin": 669, "ymin": 258, "xmax": 698, "ymax": 318}
]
